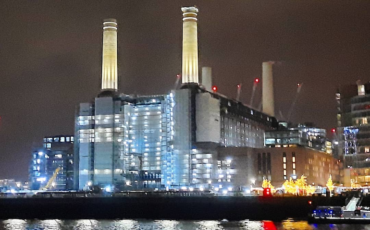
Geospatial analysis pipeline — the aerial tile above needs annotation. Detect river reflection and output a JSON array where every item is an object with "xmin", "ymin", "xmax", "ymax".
[{"xmin": 0, "ymin": 219, "xmax": 369, "ymax": 230}]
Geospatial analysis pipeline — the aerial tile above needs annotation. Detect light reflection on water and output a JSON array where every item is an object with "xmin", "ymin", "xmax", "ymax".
[{"xmin": 0, "ymin": 219, "xmax": 369, "ymax": 230}]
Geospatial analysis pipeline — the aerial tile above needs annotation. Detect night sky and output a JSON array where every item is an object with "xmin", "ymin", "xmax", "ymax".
[{"xmin": 1, "ymin": 1, "xmax": 370, "ymax": 181}]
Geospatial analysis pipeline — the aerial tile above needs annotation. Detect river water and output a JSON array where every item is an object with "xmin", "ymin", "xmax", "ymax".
[{"xmin": 0, "ymin": 219, "xmax": 367, "ymax": 230}]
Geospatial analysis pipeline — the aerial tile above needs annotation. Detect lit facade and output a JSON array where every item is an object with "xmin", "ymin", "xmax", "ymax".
[
  {"xmin": 265, "ymin": 123, "xmax": 328, "ymax": 152},
  {"xmin": 218, "ymin": 146, "xmax": 341, "ymax": 192},
  {"xmin": 75, "ymin": 88, "xmax": 277, "ymax": 190},
  {"xmin": 337, "ymin": 83, "xmax": 370, "ymax": 186},
  {"xmin": 30, "ymin": 135, "xmax": 74, "ymax": 190}
]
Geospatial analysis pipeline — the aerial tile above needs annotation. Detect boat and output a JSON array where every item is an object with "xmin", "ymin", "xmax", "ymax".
[{"xmin": 309, "ymin": 190, "xmax": 370, "ymax": 223}]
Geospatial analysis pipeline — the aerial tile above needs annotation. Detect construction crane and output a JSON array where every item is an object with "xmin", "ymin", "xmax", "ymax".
[
  {"xmin": 173, "ymin": 74, "xmax": 181, "ymax": 90},
  {"xmin": 287, "ymin": 83, "xmax": 303, "ymax": 123},
  {"xmin": 236, "ymin": 84, "xmax": 242, "ymax": 101},
  {"xmin": 41, "ymin": 167, "xmax": 61, "ymax": 191},
  {"xmin": 249, "ymin": 78, "xmax": 260, "ymax": 108}
]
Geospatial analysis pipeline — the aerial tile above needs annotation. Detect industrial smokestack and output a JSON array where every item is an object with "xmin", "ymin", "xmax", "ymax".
[
  {"xmin": 181, "ymin": 6, "xmax": 199, "ymax": 85},
  {"xmin": 262, "ymin": 61, "xmax": 275, "ymax": 117},
  {"xmin": 101, "ymin": 19, "xmax": 118, "ymax": 91},
  {"xmin": 201, "ymin": 67, "xmax": 212, "ymax": 91}
]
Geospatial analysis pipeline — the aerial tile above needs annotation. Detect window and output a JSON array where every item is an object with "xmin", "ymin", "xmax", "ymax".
[
  {"xmin": 283, "ymin": 152, "xmax": 287, "ymax": 179},
  {"xmin": 366, "ymin": 147, "xmax": 370, "ymax": 153},
  {"xmin": 293, "ymin": 163, "xmax": 296, "ymax": 169},
  {"xmin": 257, "ymin": 153, "xmax": 261, "ymax": 172}
]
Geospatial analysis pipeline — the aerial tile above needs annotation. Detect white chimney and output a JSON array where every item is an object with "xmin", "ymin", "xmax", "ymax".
[
  {"xmin": 181, "ymin": 6, "xmax": 199, "ymax": 85},
  {"xmin": 201, "ymin": 67, "xmax": 212, "ymax": 91},
  {"xmin": 262, "ymin": 61, "xmax": 275, "ymax": 117},
  {"xmin": 101, "ymin": 19, "xmax": 118, "ymax": 91}
]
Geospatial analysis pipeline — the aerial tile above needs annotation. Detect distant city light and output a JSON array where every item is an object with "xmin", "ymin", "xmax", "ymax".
[
  {"xmin": 105, "ymin": 186, "xmax": 112, "ymax": 192},
  {"xmin": 212, "ymin": 86, "xmax": 217, "ymax": 92},
  {"xmin": 254, "ymin": 78, "xmax": 260, "ymax": 83}
]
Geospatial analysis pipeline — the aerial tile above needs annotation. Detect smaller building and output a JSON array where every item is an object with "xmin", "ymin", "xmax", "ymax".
[
  {"xmin": 29, "ymin": 149, "xmax": 48, "ymax": 190},
  {"xmin": 265, "ymin": 123, "xmax": 328, "ymax": 152},
  {"xmin": 29, "ymin": 135, "xmax": 74, "ymax": 190},
  {"xmin": 217, "ymin": 146, "xmax": 341, "ymax": 192},
  {"xmin": 0, "ymin": 179, "xmax": 27, "ymax": 192}
]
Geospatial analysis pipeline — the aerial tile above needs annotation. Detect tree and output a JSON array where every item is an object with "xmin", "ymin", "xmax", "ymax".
[
  {"xmin": 326, "ymin": 175, "xmax": 334, "ymax": 195},
  {"xmin": 282, "ymin": 176, "xmax": 316, "ymax": 196},
  {"xmin": 262, "ymin": 179, "xmax": 274, "ymax": 190}
]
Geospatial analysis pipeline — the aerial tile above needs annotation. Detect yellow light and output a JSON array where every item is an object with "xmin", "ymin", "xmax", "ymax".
[
  {"xmin": 182, "ymin": 7, "xmax": 199, "ymax": 84},
  {"xmin": 102, "ymin": 19, "xmax": 118, "ymax": 90}
]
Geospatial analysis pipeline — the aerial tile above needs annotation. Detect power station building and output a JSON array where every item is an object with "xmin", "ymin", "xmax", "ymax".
[{"xmin": 74, "ymin": 7, "xmax": 279, "ymax": 191}]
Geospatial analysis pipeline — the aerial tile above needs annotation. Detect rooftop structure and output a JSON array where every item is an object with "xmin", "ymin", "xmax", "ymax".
[{"xmin": 265, "ymin": 123, "xmax": 328, "ymax": 153}]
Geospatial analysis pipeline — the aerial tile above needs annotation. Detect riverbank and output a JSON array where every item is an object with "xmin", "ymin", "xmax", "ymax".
[{"xmin": 0, "ymin": 196, "xmax": 350, "ymax": 220}]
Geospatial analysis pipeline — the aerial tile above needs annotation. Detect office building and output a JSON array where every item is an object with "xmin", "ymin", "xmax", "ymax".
[
  {"xmin": 337, "ymin": 82, "xmax": 370, "ymax": 186},
  {"xmin": 29, "ymin": 135, "xmax": 74, "ymax": 190},
  {"xmin": 218, "ymin": 146, "xmax": 341, "ymax": 193},
  {"xmin": 265, "ymin": 122, "xmax": 328, "ymax": 152}
]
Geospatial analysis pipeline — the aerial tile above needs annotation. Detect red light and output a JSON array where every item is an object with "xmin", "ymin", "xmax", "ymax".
[
  {"xmin": 263, "ymin": 221, "xmax": 277, "ymax": 230},
  {"xmin": 332, "ymin": 128, "xmax": 336, "ymax": 133},
  {"xmin": 254, "ymin": 78, "xmax": 260, "ymax": 83},
  {"xmin": 212, "ymin": 86, "xmax": 218, "ymax": 92},
  {"xmin": 237, "ymin": 84, "xmax": 241, "ymax": 88},
  {"xmin": 308, "ymin": 200, "xmax": 312, "ymax": 205}
]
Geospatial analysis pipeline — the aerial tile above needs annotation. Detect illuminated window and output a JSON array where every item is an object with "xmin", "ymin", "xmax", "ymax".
[
  {"xmin": 363, "ymin": 117, "xmax": 368, "ymax": 125},
  {"xmin": 283, "ymin": 163, "xmax": 286, "ymax": 169},
  {"xmin": 293, "ymin": 163, "xmax": 296, "ymax": 169},
  {"xmin": 293, "ymin": 170, "xmax": 296, "ymax": 175},
  {"xmin": 358, "ymin": 85, "xmax": 365, "ymax": 96},
  {"xmin": 366, "ymin": 147, "xmax": 370, "ymax": 153}
]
